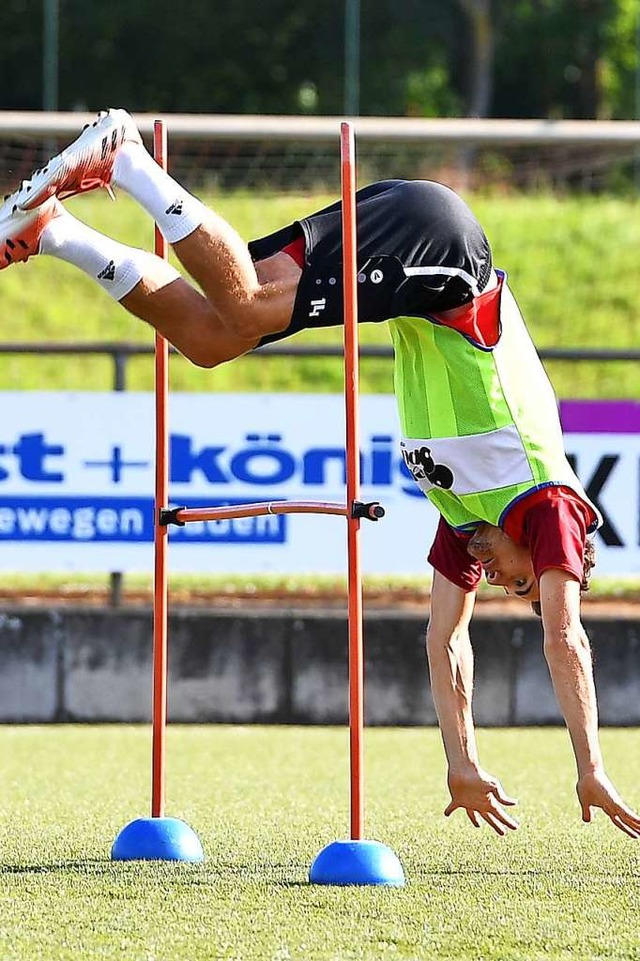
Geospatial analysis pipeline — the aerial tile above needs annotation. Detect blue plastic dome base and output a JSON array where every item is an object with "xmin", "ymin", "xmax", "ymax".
[
  {"xmin": 111, "ymin": 817, "xmax": 204, "ymax": 862},
  {"xmin": 309, "ymin": 839, "xmax": 405, "ymax": 886}
]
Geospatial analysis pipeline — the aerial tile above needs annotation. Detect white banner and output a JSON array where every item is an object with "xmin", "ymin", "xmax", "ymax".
[{"xmin": 0, "ymin": 392, "xmax": 637, "ymax": 576}]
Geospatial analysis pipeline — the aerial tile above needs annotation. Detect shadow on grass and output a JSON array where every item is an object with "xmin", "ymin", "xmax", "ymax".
[
  {"xmin": 0, "ymin": 859, "xmax": 211, "ymax": 877},
  {"xmin": 0, "ymin": 859, "xmax": 116, "ymax": 875},
  {"xmin": 9, "ymin": 860, "xmax": 634, "ymax": 884},
  {"xmin": 406, "ymin": 863, "xmax": 640, "ymax": 880},
  {"xmin": 0, "ymin": 859, "xmax": 312, "ymax": 886}
]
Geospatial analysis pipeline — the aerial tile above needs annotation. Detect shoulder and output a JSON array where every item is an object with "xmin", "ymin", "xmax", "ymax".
[
  {"xmin": 507, "ymin": 487, "xmax": 592, "ymax": 584},
  {"xmin": 503, "ymin": 486, "xmax": 595, "ymax": 546}
]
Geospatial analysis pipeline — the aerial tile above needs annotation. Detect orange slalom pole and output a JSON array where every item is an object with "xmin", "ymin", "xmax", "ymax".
[
  {"xmin": 340, "ymin": 120, "xmax": 364, "ymax": 841},
  {"xmin": 151, "ymin": 119, "xmax": 169, "ymax": 820}
]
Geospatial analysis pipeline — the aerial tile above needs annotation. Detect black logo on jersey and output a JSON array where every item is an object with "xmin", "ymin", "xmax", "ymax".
[
  {"xmin": 166, "ymin": 200, "xmax": 183, "ymax": 215},
  {"xmin": 401, "ymin": 445, "xmax": 454, "ymax": 489}
]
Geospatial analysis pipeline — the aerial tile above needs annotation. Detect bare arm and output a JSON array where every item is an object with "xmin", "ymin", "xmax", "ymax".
[
  {"xmin": 540, "ymin": 568, "xmax": 640, "ymax": 837},
  {"xmin": 427, "ymin": 570, "xmax": 518, "ymax": 835}
]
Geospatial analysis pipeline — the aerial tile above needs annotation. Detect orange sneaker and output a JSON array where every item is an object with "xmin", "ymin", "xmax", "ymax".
[
  {"xmin": 19, "ymin": 108, "xmax": 143, "ymax": 211},
  {"xmin": 0, "ymin": 191, "xmax": 63, "ymax": 268}
]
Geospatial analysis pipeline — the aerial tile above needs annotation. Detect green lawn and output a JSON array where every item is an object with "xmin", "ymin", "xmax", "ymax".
[
  {"xmin": 2, "ymin": 190, "xmax": 640, "ymax": 397},
  {"xmin": 1, "ymin": 726, "xmax": 639, "ymax": 960}
]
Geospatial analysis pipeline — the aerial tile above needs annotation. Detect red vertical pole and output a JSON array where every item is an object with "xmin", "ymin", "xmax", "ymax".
[
  {"xmin": 340, "ymin": 121, "xmax": 364, "ymax": 841},
  {"xmin": 151, "ymin": 120, "xmax": 168, "ymax": 819}
]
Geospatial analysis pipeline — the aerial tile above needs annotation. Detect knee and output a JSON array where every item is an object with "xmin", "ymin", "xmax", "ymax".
[
  {"xmin": 220, "ymin": 286, "xmax": 294, "ymax": 342},
  {"xmin": 222, "ymin": 302, "xmax": 272, "ymax": 341},
  {"xmin": 184, "ymin": 337, "xmax": 257, "ymax": 369},
  {"xmin": 189, "ymin": 352, "xmax": 220, "ymax": 370},
  {"xmin": 184, "ymin": 345, "xmax": 227, "ymax": 369},
  {"xmin": 223, "ymin": 309, "xmax": 259, "ymax": 341}
]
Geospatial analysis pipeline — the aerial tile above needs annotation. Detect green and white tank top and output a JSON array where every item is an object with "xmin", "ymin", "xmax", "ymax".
[{"xmin": 388, "ymin": 272, "xmax": 600, "ymax": 532}]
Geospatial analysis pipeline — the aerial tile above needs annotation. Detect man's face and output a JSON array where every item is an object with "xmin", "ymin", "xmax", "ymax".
[{"xmin": 467, "ymin": 523, "xmax": 539, "ymax": 602}]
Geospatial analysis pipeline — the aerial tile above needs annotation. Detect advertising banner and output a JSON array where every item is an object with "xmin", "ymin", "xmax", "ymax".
[{"xmin": 0, "ymin": 392, "xmax": 637, "ymax": 576}]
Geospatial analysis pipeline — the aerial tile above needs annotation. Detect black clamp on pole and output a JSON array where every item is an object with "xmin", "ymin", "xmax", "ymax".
[
  {"xmin": 159, "ymin": 506, "xmax": 186, "ymax": 527},
  {"xmin": 351, "ymin": 500, "xmax": 385, "ymax": 521}
]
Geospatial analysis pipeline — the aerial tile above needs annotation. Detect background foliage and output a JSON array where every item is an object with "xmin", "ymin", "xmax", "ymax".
[{"xmin": 2, "ymin": 0, "xmax": 639, "ymax": 119}]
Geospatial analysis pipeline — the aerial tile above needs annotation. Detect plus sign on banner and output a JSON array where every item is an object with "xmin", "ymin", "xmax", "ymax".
[{"xmin": 0, "ymin": 392, "xmax": 638, "ymax": 576}]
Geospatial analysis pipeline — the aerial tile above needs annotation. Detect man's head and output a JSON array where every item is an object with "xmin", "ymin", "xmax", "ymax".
[
  {"xmin": 466, "ymin": 522, "xmax": 596, "ymax": 612},
  {"xmin": 467, "ymin": 523, "xmax": 538, "ymax": 601}
]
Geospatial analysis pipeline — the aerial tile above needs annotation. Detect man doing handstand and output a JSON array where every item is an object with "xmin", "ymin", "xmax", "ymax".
[{"xmin": 1, "ymin": 109, "xmax": 638, "ymax": 838}]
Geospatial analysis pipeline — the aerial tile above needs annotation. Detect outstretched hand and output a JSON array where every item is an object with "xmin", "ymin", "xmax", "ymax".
[
  {"xmin": 445, "ymin": 769, "xmax": 519, "ymax": 836},
  {"xmin": 577, "ymin": 771, "xmax": 640, "ymax": 838}
]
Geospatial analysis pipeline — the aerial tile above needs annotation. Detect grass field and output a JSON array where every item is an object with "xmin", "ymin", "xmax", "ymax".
[
  {"xmin": 2, "ymin": 725, "xmax": 639, "ymax": 960},
  {"xmin": 3, "ymin": 189, "xmax": 640, "ymax": 398}
]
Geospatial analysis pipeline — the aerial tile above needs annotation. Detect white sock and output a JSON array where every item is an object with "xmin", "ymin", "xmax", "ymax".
[
  {"xmin": 112, "ymin": 143, "xmax": 208, "ymax": 244},
  {"xmin": 40, "ymin": 209, "xmax": 180, "ymax": 300}
]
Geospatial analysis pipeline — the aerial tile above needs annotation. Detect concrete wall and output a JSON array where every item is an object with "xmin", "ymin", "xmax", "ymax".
[{"xmin": 1, "ymin": 607, "xmax": 639, "ymax": 725}]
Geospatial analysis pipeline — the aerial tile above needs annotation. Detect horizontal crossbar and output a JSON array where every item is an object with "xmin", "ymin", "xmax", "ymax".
[{"xmin": 160, "ymin": 500, "xmax": 385, "ymax": 526}]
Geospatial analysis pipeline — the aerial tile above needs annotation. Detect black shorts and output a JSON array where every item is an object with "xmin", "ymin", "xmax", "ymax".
[{"xmin": 248, "ymin": 180, "xmax": 493, "ymax": 346}]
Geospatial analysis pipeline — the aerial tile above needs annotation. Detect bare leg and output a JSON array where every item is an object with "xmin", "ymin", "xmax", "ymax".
[
  {"xmin": 36, "ymin": 200, "xmax": 299, "ymax": 368},
  {"xmin": 17, "ymin": 110, "xmax": 304, "ymax": 368},
  {"xmin": 172, "ymin": 221, "xmax": 300, "ymax": 339},
  {"xmin": 120, "ymin": 254, "xmax": 300, "ymax": 368},
  {"xmin": 119, "ymin": 229, "xmax": 301, "ymax": 368},
  {"xmin": 111, "ymin": 141, "xmax": 302, "ymax": 364},
  {"xmin": 119, "ymin": 272, "xmax": 256, "ymax": 368}
]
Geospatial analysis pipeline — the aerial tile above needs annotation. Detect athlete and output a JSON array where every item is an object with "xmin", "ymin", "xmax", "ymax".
[{"xmin": 1, "ymin": 109, "xmax": 638, "ymax": 839}]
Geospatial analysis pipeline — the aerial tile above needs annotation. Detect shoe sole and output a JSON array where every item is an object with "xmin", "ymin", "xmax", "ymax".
[{"xmin": 0, "ymin": 198, "xmax": 61, "ymax": 267}]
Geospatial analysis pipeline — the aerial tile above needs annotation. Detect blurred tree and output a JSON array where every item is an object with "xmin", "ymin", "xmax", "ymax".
[
  {"xmin": 0, "ymin": 0, "xmax": 461, "ymax": 116},
  {"xmin": 59, "ymin": 0, "xmax": 316, "ymax": 114},
  {"xmin": 358, "ymin": 0, "xmax": 459, "ymax": 115},
  {"xmin": 2, "ymin": 0, "xmax": 43, "ymax": 109},
  {"xmin": 0, "ymin": 0, "xmax": 636, "ymax": 121},
  {"xmin": 405, "ymin": 58, "xmax": 463, "ymax": 117},
  {"xmin": 493, "ymin": 0, "xmax": 622, "ymax": 119},
  {"xmin": 457, "ymin": 0, "xmax": 494, "ymax": 116},
  {"xmin": 598, "ymin": 0, "xmax": 640, "ymax": 118}
]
